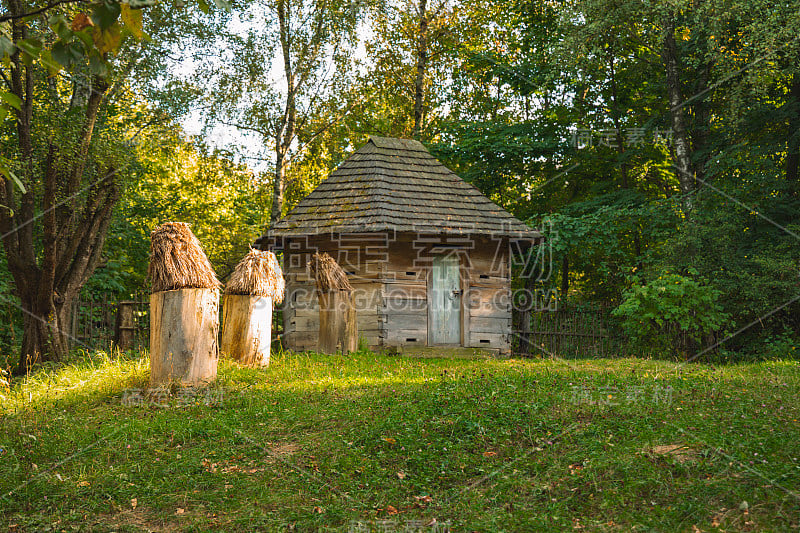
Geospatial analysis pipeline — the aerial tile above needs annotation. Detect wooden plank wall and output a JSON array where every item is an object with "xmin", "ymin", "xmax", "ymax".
[
  {"xmin": 280, "ymin": 232, "xmax": 512, "ymax": 353},
  {"xmin": 462, "ymin": 236, "xmax": 512, "ymax": 352},
  {"xmin": 281, "ymin": 234, "xmax": 386, "ymax": 351}
]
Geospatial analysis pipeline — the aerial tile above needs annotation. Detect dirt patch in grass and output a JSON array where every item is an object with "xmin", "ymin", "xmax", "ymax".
[
  {"xmin": 648, "ymin": 444, "xmax": 698, "ymax": 463},
  {"xmin": 93, "ymin": 507, "xmax": 186, "ymax": 533}
]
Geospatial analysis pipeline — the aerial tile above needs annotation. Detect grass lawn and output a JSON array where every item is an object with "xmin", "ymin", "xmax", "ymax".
[{"xmin": 1, "ymin": 350, "xmax": 799, "ymax": 532}]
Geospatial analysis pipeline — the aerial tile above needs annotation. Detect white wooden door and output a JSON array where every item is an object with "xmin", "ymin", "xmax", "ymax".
[{"xmin": 429, "ymin": 254, "xmax": 461, "ymax": 345}]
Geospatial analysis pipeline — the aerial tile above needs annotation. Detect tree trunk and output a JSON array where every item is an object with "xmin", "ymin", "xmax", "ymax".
[
  {"xmin": 271, "ymin": 0, "xmax": 298, "ymax": 224},
  {"xmin": 786, "ymin": 70, "xmax": 800, "ymax": 191},
  {"xmin": 662, "ymin": 12, "xmax": 695, "ymax": 203},
  {"xmin": 271, "ymin": 145, "xmax": 287, "ymax": 223},
  {"xmin": 18, "ymin": 306, "xmax": 51, "ymax": 372},
  {"xmin": 413, "ymin": 0, "xmax": 428, "ymax": 140},
  {"xmin": 15, "ymin": 293, "xmax": 75, "ymax": 373}
]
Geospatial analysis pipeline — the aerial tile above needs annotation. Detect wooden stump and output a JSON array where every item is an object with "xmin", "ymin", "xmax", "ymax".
[
  {"xmin": 149, "ymin": 288, "xmax": 219, "ymax": 386},
  {"xmin": 114, "ymin": 301, "xmax": 135, "ymax": 351},
  {"xmin": 317, "ymin": 290, "xmax": 357, "ymax": 354},
  {"xmin": 221, "ymin": 294, "xmax": 273, "ymax": 366}
]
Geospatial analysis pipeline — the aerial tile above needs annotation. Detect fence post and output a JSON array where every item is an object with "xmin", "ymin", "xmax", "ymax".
[
  {"xmin": 114, "ymin": 301, "xmax": 136, "ymax": 351},
  {"xmin": 515, "ymin": 274, "xmax": 537, "ymax": 355}
]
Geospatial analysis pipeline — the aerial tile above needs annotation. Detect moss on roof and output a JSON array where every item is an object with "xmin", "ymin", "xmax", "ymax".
[{"xmin": 259, "ymin": 136, "xmax": 540, "ymax": 242}]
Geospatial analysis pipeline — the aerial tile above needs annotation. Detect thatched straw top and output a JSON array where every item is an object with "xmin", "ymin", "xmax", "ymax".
[
  {"xmin": 225, "ymin": 249, "xmax": 285, "ymax": 302},
  {"xmin": 148, "ymin": 222, "xmax": 221, "ymax": 294},
  {"xmin": 308, "ymin": 252, "xmax": 353, "ymax": 292}
]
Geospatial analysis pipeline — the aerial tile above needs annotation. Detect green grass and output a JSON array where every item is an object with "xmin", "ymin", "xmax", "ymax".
[{"xmin": 1, "ymin": 350, "xmax": 799, "ymax": 532}]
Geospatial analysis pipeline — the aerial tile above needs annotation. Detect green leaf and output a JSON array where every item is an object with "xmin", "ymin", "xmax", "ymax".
[
  {"xmin": 16, "ymin": 38, "xmax": 42, "ymax": 65},
  {"xmin": 40, "ymin": 49, "xmax": 62, "ymax": 76},
  {"xmin": 0, "ymin": 91, "xmax": 22, "ymax": 111},
  {"xmin": 0, "ymin": 106, "xmax": 7, "ymax": 122},
  {"xmin": 51, "ymin": 41, "xmax": 73, "ymax": 66},
  {"xmin": 0, "ymin": 165, "xmax": 26, "ymax": 194},
  {"xmin": 74, "ymin": 29, "xmax": 95, "ymax": 49},
  {"xmin": 91, "ymin": 1, "xmax": 122, "ymax": 30},
  {"xmin": 48, "ymin": 15, "xmax": 72, "ymax": 41},
  {"xmin": 120, "ymin": 3, "xmax": 143, "ymax": 39},
  {"xmin": 197, "ymin": 0, "xmax": 210, "ymax": 14},
  {"xmin": 0, "ymin": 34, "xmax": 14, "ymax": 57},
  {"xmin": 93, "ymin": 23, "xmax": 122, "ymax": 54},
  {"xmin": 9, "ymin": 171, "xmax": 26, "ymax": 194},
  {"xmin": 88, "ymin": 53, "xmax": 109, "ymax": 76}
]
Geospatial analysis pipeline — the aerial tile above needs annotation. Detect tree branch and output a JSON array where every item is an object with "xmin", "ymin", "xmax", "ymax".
[{"xmin": 0, "ymin": 0, "xmax": 84, "ymax": 22}]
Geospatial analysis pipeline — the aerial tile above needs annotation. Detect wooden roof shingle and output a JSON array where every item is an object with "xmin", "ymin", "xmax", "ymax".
[{"xmin": 262, "ymin": 136, "xmax": 540, "ymax": 241}]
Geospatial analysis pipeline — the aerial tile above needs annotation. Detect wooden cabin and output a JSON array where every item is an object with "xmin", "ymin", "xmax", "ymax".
[{"xmin": 256, "ymin": 137, "xmax": 541, "ymax": 354}]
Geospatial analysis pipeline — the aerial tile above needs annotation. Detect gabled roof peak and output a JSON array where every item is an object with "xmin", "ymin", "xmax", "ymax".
[{"xmin": 264, "ymin": 136, "xmax": 540, "ymax": 241}]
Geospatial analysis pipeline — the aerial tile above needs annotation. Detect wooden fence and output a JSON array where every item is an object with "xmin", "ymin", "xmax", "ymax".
[
  {"xmin": 70, "ymin": 293, "xmax": 616, "ymax": 359},
  {"xmin": 514, "ymin": 305, "xmax": 617, "ymax": 358},
  {"xmin": 70, "ymin": 292, "xmax": 150, "ymax": 352}
]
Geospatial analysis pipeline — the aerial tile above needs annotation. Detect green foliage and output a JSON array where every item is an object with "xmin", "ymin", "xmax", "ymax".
[
  {"xmin": 613, "ymin": 270, "xmax": 730, "ymax": 357},
  {"xmin": 0, "ymin": 256, "xmax": 21, "ymax": 363},
  {"xmin": 87, "ymin": 132, "xmax": 269, "ymax": 298},
  {"xmin": 539, "ymin": 191, "xmax": 680, "ymax": 300}
]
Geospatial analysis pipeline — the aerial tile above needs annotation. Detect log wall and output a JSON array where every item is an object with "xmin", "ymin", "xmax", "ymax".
[{"xmin": 279, "ymin": 232, "xmax": 512, "ymax": 353}]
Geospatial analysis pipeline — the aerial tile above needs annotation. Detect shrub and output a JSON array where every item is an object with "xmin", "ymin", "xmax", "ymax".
[{"xmin": 613, "ymin": 270, "xmax": 730, "ymax": 358}]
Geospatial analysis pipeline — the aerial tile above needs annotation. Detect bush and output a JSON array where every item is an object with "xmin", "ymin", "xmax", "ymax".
[{"xmin": 613, "ymin": 270, "xmax": 730, "ymax": 358}]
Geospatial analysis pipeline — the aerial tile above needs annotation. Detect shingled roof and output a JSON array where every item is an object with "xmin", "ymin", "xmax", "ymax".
[{"xmin": 261, "ymin": 136, "xmax": 540, "ymax": 242}]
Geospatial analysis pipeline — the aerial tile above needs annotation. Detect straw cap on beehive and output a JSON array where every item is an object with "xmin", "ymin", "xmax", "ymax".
[
  {"xmin": 308, "ymin": 252, "xmax": 353, "ymax": 292},
  {"xmin": 225, "ymin": 248, "xmax": 285, "ymax": 303},
  {"xmin": 148, "ymin": 222, "xmax": 221, "ymax": 294}
]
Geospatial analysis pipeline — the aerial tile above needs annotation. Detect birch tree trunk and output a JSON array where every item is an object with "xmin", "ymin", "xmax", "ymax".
[
  {"xmin": 413, "ymin": 0, "xmax": 429, "ymax": 140},
  {"xmin": 662, "ymin": 12, "xmax": 696, "ymax": 203}
]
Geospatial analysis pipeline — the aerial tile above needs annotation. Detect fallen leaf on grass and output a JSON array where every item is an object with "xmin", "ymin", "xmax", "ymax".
[
  {"xmin": 568, "ymin": 464, "xmax": 583, "ymax": 475},
  {"xmin": 130, "ymin": 498, "xmax": 138, "ymax": 510},
  {"xmin": 482, "ymin": 451, "xmax": 497, "ymax": 457},
  {"xmin": 385, "ymin": 505, "xmax": 398, "ymax": 515},
  {"xmin": 382, "ymin": 437, "xmax": 397, "ymax": 445},
  {"xmin": 201, "ymin": 459, "xmax": 218, "ymax": 473},
  {"xmin": 313, "ymin": 506, "xmax": 324, "ymax": 514},
  {"xmin": 396, "ymin": 471, "xmax": 406, "ymax": 480},
  {"xmin": 77, "ymin": 481, "xmax": 90, "ymax": 487},
  {"xmin": 176, "ymin": 508, "xmax": 185, "ymax": 515}
]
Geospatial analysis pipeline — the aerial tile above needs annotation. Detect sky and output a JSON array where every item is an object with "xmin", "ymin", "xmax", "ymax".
[{"xmin": 174, "ymin": 6, "xmax": 375, "ymax": 176}]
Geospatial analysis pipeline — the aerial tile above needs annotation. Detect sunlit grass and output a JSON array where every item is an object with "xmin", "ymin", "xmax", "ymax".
[
  {"xmin": 2, "ymin": 350, "xmax": 150, "ymax": 414},
  {"xmin": 1, "ymin": 350, "xmax": 799, "ymax": 531}
]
